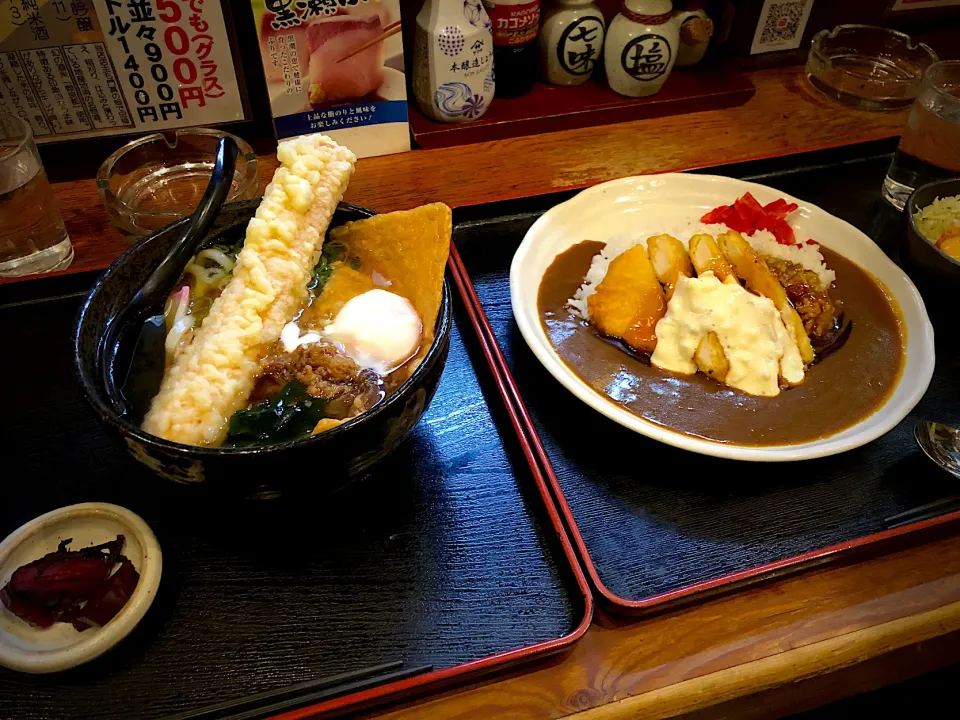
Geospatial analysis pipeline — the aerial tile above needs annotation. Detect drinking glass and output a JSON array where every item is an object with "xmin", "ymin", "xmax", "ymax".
[
  {"xmin": 0, "ymin": 113, "xmax": 73, "ymax": 277},
  {"xmin": 883, "ymin": 60, "xmax": 960, "ymax": 211}
]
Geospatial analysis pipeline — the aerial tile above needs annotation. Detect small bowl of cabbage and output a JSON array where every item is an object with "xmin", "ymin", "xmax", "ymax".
[{"xmin": 905, "ymin": 178, "xmax": 960, "ymax": 312}]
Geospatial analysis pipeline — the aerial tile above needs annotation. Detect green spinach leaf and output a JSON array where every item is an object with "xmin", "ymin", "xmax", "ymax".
[
  {"xmin": 309, "ymin": 240, "xmax": 347, "ymax": 293},
  {"xmin": 225, "ymin": 381, "xmax": 327, "ymax": 447},
  {"xmin": 308, "ymin": 240, "xmax": 363, "ymax": 294}
]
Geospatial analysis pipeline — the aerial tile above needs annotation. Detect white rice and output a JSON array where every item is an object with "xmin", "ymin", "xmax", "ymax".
[{"xmin": 567, "ymin": 219, "xmax": 835, "ymax": 320}]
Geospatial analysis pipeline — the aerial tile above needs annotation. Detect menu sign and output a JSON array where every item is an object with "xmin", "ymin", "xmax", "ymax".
[
  {"xmin": 0, "ymin": 0, "xmax": 244, "ymax": 142},
  {"xmin": 249, "ymin": 0, "xmax": 410, "ymax": 159}
]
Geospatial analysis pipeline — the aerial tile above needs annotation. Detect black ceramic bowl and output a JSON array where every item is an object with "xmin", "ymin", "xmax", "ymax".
[
  {"xmin": 74, "ymin": 200, "xmax": 452, "ymax": 497},
  {"xmin": 904, "ymin": 178, "xmax": 960, "ymax": 304}
]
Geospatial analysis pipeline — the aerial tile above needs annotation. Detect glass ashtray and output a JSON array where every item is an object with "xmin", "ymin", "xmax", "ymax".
[
  {"xmin": 806, "ymin": 25, "xmax": 938, "ymax": 111},
  {"xmin": 98, "ymin": 128, "xmax": 260, "ymax": 239}
]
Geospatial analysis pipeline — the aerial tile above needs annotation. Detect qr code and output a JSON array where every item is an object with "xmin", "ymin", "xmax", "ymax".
[{"xmin": 758, "ymin": 2, "xmax": 807, "ymax": 45}]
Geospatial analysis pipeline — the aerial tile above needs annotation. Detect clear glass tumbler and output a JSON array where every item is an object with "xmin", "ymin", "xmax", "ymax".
[
  {"xmin": 0, "ymin": 113, "xmax": 73, "ymax": 277},
  {"xmin": 883, "ymin": 60, "xmax": 960, "ymax": 211}
]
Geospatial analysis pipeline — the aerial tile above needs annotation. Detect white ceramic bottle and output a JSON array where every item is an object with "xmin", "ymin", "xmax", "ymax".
[
  {"xmin": 413, "ymin": 0, "xmax": 496, "ymax": 123},
  {"xmin": 540, "ymin": 0, "xmax": 606, "ymax": 86},
  {"xmin": 676, "ymin": 12, "xmax": 714, "ymax": 67},
  {"xmin": 604, "ymin": 0, "xmax": 706, "ymax": 98}
]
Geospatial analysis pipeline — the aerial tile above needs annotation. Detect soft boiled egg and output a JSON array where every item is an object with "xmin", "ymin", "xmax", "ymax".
[{"xmin": 323, "ymin": 289, "xmax": 422, "ymax": 374}]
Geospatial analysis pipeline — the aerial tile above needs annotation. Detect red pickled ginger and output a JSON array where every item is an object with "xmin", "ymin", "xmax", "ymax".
[{"xmin": 701, "ymin": 192, "xmax": 800, "ymax": 246}]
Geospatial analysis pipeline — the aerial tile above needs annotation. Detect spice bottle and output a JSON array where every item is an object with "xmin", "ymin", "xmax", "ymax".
[
  {"xmin": 604, "ymin": 0, "xmax": 706, "ymax": 98},
  {"xmin": 541, "ymin": 0, "xmax": 605, "ymax": 85},
  {"xmin": 413, "ymin": 0, "xmax": 496, "ymax": 122},
  {"xmin": 482, "ymin": 0, "xmax": 541, "ymax": 97}
]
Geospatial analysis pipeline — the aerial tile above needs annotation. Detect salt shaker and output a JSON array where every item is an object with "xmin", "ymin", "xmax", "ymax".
[
  {"xmin": 413, "ymin": 0, "xmax": 496, "ymax": 123},
  {"xmin": 541, "ymin": 0, "xmax": 606, "ymax": 86},
  {"xmin": 604, "ymin": 0, "xmax": 706, "ymax": 98}
]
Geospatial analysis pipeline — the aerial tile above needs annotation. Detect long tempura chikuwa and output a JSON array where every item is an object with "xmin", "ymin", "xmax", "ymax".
[
  {"xmin": 141, "ymin": 133, "xmax": 452, "ymax": 449},
  {"xmin": 142, "ymin": 135, "xmax": 357, "ymax": 446}
]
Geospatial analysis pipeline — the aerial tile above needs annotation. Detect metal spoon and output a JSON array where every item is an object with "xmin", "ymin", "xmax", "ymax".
[
  {"xmin": 915, "ymin": 421, "xmax": 960, "ymax": 480},
  {"xmin": 884, "ymin": 421, "xmax": 960, "ymax": 528},
  {"xmin": 99, "ymin": 136, "xmax": 240, "ymax": 418}
]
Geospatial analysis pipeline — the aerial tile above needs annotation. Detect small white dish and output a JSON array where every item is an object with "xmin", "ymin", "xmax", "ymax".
[
  {"xmin": 0, "ymin": 503, "xmax": 161, "ymax": 674},
  {"xmin": 510, "ymin": 173, "xmax": 936, "ymax": 462}
]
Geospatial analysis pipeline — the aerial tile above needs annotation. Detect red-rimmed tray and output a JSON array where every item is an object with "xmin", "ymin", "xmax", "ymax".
[
  {"xmin": 265, "ymin": 254, "xmax": 597, "ymax": 720},
  {"xmin": 451, "ymin": 145, "xmax": 960, "ymax": 616},
  {"xmin": 0, "ymin": 236, "xmax": 592, "ymax": 718}
]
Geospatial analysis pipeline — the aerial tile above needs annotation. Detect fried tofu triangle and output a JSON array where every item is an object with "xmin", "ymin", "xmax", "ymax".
[
  {"xmin": 689, "ymin": 233, "xmax": 735, "ymax": 282},
  {"xmin": 588, "ymin": 244, "xmax": 666, "ymax": 354},
  {"xmin": 717, "ymin": 230, "xmax": 815, "ymax": 365},
  {"xmin": 326, "ymin": 202, "xmax": 452, "ymax": 381},
  {"xmin": 648, "ymin": 234, "xmax": 693, "ymax": 299}
]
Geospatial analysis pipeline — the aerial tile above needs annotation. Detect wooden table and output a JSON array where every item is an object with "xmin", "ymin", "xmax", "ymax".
[
  {"xmin": 12, "ymin": 65, "xmax": 960, "ymax": 718},
  {"xmin": 357, "ymin": 535, "xmax": 960, "ymax": 720},
  {"xmin": 3, "ymin": 66, "xmax": 913, "ymax": 283}
]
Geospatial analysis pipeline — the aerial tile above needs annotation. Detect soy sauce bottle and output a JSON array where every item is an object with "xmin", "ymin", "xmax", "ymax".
[{"xmin": 482, "ymin": 0, "xmax": 541, "ymax": 98}]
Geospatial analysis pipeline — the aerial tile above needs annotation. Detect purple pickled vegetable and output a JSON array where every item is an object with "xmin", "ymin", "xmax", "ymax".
[{"xmin": 1, "ymin": 535, "xmax": 140, "ymax": 631}]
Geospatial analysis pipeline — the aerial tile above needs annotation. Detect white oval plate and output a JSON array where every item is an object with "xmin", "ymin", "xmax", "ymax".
[
  {"xmin": 0, "ymin": 503, "xmax": 162, "ymax": 673},
  {"xmin": 510, "ymin": 173, "xmax": 936, "ymax": 462}
]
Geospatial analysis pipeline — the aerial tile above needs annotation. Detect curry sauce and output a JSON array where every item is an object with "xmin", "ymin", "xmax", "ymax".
[{"xmin": 538, "ymin": 241, "xmax": 905, "ymax": 446}]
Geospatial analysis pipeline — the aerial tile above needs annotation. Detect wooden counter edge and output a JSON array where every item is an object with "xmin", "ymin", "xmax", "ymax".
[
  {"xmin": 571, "ymin": 601, "xmax": 960, "ymax": 720},
  {"xmin": 2, "ymin": 65, "xmax": 912, "ymax": 284}
]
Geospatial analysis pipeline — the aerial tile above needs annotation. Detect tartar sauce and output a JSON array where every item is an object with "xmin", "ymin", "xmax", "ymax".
[{"xmin": 651, "ymin": 272, "xmax": 805, "ymax": 397}]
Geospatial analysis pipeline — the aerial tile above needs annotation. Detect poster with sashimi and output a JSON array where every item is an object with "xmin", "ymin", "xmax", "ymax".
[{"xmin": 252, "ymin": 0, "xmax": 409, "ymax": 158}]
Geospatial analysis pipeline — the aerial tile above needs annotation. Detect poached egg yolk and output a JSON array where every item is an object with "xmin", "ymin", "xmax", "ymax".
[{"xmin": 323, "ymin": 289, "xmax": 422, "ymax": 374}]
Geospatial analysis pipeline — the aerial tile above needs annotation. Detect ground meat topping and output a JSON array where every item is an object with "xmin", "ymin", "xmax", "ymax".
[
  {"xmin": 763, "ymin": 256, "xmax": 837, "ymax": 341},
  {"xmin": 254, "ymin": 341, "xmax": 383, "ymax": 418}
]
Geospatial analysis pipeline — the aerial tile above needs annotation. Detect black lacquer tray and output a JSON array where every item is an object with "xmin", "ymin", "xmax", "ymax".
[
  {"xmin": 454, "ymin": 141, "xmax": 960, "ymax": 615},
  {"xmin": 0, "ymin": 275, "xmax": 591, "ymax": 718}
]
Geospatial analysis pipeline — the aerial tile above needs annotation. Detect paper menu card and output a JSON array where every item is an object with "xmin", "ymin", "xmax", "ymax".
[
  {"xmin": 250, "ymin": 0, "xmax": 410, "ymax": 159},
  {"xmin": 0, "ymin": 0, "xmax": 245, "ymax": 142}
]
